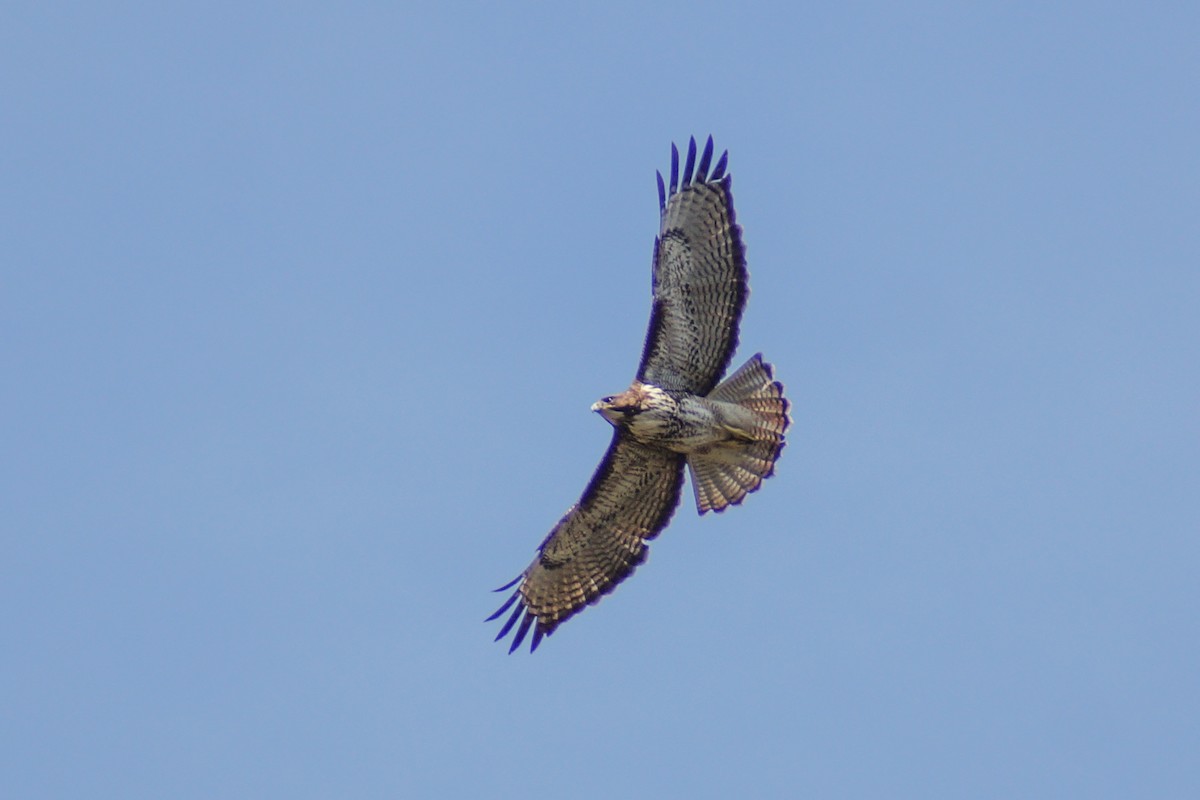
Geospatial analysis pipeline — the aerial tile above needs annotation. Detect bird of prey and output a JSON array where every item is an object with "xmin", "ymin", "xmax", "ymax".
[{"xmin": 488, "ymin": 137, "xmax": 790, "ymax": 653}]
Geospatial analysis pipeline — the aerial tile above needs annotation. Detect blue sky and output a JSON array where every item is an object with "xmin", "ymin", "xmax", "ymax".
[{"xmin": 4, "ymin": 3, "xmax": 1198, "ymax": 797}]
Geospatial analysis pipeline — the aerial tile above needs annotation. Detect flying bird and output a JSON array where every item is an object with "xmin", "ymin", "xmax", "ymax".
[{"xmin": 488, "ymin": 137, "xmax": 790, "ymax": 653}]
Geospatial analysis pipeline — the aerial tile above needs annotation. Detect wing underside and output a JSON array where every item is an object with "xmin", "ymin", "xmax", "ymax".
[
  {"xmin": 638, "ymin": 136, "xmax": 748, "ymax": 395},
  {"xmin": 488, "ymin": 433, "xmax": 685, "ymax": 653}
]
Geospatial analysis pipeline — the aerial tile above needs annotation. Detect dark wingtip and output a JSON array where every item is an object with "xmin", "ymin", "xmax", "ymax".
[
  {"xmin": 696, "ymin": 135, "xmax": 714, "ymax": 182},
  {"xmin": 494, "ymin": 603, "xmax": 524, "ymax": 642},
  {"xmin": 669, "ymin": 142, "xmax": 679, "ymax": 195},
  {"xmin": 711, "ymin": 150, "xmax": 729, "ymax": 181},
  {"xmin": 489, "ymin": 585, "xmax": 548, "ymax": 654},
  {"xmin": 682, "ymin": 136, "xmax": 697, "ymax": 187},
  {"xmin": 656, "ymin": 170, "xmax": 666, "ymax": 212},
  {"xmin": 492, "ymin": 574, "xmax": 522, "ymax": 592},
  {"xmin": 530, "ymin": 624, "xmax": 545, "ymax": 653},
  {"xmin": 508, "ymin": 613, "xmax": 535, "ymax": 654},
  {"xmin": 485, "ymin": 588, "xmax": 521, "ymax": 622}
]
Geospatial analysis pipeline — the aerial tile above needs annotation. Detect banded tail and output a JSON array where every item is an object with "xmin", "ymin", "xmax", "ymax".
[{"xmin": 688, "ymin": 354, "xmax": 790, "ymax": 514}]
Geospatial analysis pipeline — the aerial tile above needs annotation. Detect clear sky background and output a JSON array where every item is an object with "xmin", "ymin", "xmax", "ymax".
[{"xmin": 4, "ymin": 3, "xmax": 1198, "ymax": 798}]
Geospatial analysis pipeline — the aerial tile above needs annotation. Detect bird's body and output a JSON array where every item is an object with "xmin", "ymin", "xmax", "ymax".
[
  {"xmin": 488, "ymin": 137, "xmax": 790, "ymax": 652},
  {"xmin": 597, "ymin": 380, "xmax": 771, "ymax": 455}
]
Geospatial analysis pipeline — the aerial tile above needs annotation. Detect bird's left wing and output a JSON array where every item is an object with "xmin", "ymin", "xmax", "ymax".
[
  {"xmin": 488, "ymin": 432, "xmax": 685, "ymax": 653},
  {"xmin": 637, "ymin": 136, "xmax": 748, "ymax": 394}
]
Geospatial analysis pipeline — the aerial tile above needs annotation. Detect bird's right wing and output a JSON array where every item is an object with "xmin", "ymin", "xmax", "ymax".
[{"xmin": 488, "ymin": 432, "xmax": 685, "ymax": 653}]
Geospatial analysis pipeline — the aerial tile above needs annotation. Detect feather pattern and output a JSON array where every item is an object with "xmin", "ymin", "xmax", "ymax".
[
  {"xmin": 639, "ymin": 135, "xmax": 747, "ymax": 394},
  {"xmin": 688, "ymin": 354, "xmax": 790, "ymax": 513},
  {"xmin": 489, "ymin": 433, "xmax": 684, "ymax": 652}
]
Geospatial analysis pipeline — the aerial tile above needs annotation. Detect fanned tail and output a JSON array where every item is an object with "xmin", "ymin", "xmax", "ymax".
[{"xmin": 689, "ymin": 354, "xmax": 790, "ymax": 514}]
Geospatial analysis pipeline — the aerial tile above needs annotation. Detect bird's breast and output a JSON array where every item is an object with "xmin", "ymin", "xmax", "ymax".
[{"xmin": 622, "ymin": 389, "xmax": 729, "ymax": 454}]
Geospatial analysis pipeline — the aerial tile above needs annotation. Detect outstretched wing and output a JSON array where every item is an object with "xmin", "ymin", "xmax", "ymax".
[
  {"xmin": 637, "ymin": 136, "xmax": 748, "ymax": 394},
  {"xmin": 488, "ymin": 433, "xmax": 685, "ymax": 653}
]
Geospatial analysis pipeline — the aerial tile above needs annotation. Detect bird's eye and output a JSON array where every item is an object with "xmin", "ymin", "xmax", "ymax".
[{"xmin": 602, "ymin": 396, "xmax": 614, "ymax": 403}]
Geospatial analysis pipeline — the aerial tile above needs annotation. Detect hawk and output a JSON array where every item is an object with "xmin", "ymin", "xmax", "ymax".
[{"xmin": 488, "ymin": 137, "xmax": 790, "ymax": 653}]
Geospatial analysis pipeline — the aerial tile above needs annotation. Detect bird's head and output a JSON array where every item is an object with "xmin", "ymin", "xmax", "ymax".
[{"xmin": 591, "ymin": 386, "xmax": 644, "ymax": 427}]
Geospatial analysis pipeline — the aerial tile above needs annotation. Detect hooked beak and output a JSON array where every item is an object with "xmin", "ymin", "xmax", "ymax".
[{"xmin": 591, "ymin": 399, "xmax": 620, "ymax": 425}]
